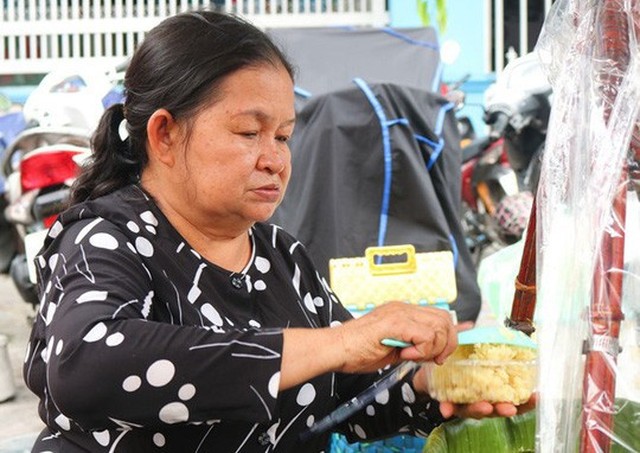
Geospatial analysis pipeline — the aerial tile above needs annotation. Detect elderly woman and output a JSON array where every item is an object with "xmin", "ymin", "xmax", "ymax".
[{"xmin": 24, "ymin": 11, "xmax": 521, "ymax": 452}]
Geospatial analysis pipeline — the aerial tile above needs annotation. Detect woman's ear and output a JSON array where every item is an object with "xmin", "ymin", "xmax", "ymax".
[{"xmin": 146, "ymin": 109, "xmax": 180, "ymax": 167}]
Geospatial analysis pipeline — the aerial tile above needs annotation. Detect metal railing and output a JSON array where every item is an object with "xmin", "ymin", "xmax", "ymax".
[
  {"xmin": 1, "ymin": 0, "xmax": 554, "ymax": 76},
  {"xmin": 0, "ymin": 0, "xmax": 388, "ymax": 75},
  {"xmin": 485, "ymin": 0, "xmax": 555, "ymax": 73}
]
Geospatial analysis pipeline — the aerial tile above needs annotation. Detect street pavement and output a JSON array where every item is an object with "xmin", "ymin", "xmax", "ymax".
[{"xmin": 0, "ymin": 275, "xmax": 42, "ymax": 452}]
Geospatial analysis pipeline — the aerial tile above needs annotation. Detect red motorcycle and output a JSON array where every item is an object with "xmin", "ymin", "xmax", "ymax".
[
  {"xmin": 458, "ymin": 117, "xmax": 533, "ymax": 266},
  {"xmin": 0, "ymin": 67, "xmax": 124, "ymax": 308},
  {"xmin": 1, "ymin": 126, "xmax": 91, "ymax": 306}
]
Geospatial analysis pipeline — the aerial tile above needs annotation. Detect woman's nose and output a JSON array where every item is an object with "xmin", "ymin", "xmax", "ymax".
[{"xmin": 258, "ymin": 140, "xmax": 287, "ymax": 174}]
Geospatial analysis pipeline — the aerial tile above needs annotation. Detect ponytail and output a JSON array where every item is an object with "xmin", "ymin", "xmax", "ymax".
[{"xmin": 70, "ymin": 103, "xmax": 144, "ymax": 205}]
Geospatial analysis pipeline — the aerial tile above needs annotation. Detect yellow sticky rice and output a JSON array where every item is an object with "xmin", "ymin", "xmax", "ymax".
[{"xmin": 426, "ymin": 344, "xmax": 537, "ymax": 404}]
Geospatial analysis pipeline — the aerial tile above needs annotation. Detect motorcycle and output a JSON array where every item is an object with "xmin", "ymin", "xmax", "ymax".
[
  {"xmin": 458, "ymin": 53, "xmax": 551, "ymax": 265},
  {"xmin": 1, "ymin": 126, "xmax": 92, "ymax": 305},
  {"xmin": 459, "ymin": 130, "xmax": 527, "ymax": 265},
  {"xmin": 1, "ymin": 67, "xmax": 124, "ymax": 307},
  {"xmin": 483, "ymin": 52, "xmax": 552, "ymax": 195}
]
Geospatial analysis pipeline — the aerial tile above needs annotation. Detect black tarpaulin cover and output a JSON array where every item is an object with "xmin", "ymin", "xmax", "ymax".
[{"xmin": 271, "ymin": 81, "xmax": 482, "ymax": 323}]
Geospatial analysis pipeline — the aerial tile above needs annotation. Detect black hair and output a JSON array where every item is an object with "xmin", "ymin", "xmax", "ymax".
[{"xmin": 70, "ymin": 10, "xmax": 295, "ymax": 205}]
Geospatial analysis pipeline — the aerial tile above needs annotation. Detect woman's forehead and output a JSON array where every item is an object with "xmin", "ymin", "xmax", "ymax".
[{"xmin": 205, "ymin": 65, "xmax": 295, "ymax": 115}]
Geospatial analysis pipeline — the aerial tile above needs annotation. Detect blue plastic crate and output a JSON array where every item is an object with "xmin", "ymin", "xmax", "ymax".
[{"xmin": 329, "ymin": 433, "xmax": 426, "ymax": 453}]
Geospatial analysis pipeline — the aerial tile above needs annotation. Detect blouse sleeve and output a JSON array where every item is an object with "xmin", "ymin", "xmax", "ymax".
[{"xmin": 24, "ymin": 218, "xmax": 284, "ymax": 431}]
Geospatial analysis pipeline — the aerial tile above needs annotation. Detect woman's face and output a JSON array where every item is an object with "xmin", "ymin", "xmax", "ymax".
[{"xmin": 169, "ymin": 63, "xmax": 295, "ymax": 231}]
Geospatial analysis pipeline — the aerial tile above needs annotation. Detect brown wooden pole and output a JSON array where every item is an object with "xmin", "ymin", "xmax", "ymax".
[
  {"xmin": 580, "ymin": 1, "xmax": 630, "ymax": 451},
  {"xmin": 580, "ymin": 176, "xmax": 627, "ymax": 453},
  {"xmin": 506, "ymin": 198, "xmax": 537, "ymax": 336}
]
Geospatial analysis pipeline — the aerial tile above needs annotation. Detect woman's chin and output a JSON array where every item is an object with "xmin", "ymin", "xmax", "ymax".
[{"xmin": 248, "ymin": 206, "xmax": 279, "ymax": 224}]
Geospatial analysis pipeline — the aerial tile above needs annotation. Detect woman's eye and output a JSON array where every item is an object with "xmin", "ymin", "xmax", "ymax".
[
  {"xmin": 240, "ymin": 131, "xmax": 258, "ymax": 138},
  {"xmin": 276, "ymin": 135, "xmax": 290, "ymax": 143}
]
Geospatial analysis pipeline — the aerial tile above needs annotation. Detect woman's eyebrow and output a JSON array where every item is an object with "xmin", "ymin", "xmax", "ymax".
[{"xmin": 231, "ymin": 109, "xmax": 295, "ymax": 127}]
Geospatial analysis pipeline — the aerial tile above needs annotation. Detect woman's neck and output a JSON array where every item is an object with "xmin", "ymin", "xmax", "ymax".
[
  {"xmin": 139, "ymin": 183, "xmax": 253, "ymax": 273},
  {"xmin": 182, "ymin": 226, "xmax": 252, "ymax": 273}
]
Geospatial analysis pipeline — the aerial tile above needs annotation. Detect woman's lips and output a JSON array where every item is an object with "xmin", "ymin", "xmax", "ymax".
[{"xmin": 252, "ymin": 185, "xmax": 281, "ymax": 202}]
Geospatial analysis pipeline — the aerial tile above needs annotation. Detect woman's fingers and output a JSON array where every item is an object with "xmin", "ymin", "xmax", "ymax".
[
  {"xmin": 456, "ymin": 320, "xmax": 475, "ymax": 332},
  {"xmin": 439, "ymin": 397, "xmax": 536, "ymax": 420},
  {"xmin": 438, "ymin": 401, "xmax": 455, "ymax": 419},
  {"xmin": 439, "ymin": 401, "xmax": 493, "ymax": 419},
  {"xmin": 516, "ymin": 394, "xmax": 537, "ymax": 414},
  {"xmin": 492, "ymin": 402, "xmax": 518, "ymax": 417},
  {"xmin": 400, "ymin": 325, "xmax": 455, "ymax": 363},
  {"xmin": 396, "ymin": 307, "xmax": 456, "ymax": 363},
  {"xmin": 433, "ymin": 320, "xmax": 458, "ymax": 364},
  {"xmin": 460, "ymin": 401, "xmax": 494, "ymax": 418},
  {"xmin": 337, "ymin": 302, "xmax": 457, "ymax": 373}
]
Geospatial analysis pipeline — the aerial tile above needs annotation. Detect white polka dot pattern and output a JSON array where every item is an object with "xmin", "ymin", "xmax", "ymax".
[
  {"xmin": 158, "ymin": 402, "xmax": 189, "ymax": 424},
  {"xmin": 146, "ymin": 360, "xmax": 175, "ymax": 387}
]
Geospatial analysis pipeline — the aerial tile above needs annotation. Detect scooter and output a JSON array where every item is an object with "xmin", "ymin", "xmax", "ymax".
[
  {"xmin": 482, "ymin": 52, "xmax": 552, "ymax": 194},
  {"xmin": 458, "ymin": 53, "xmax": 550, "ymax": 264},
  {"xmin": 1, "ymin": 127, "xmax": 92, "ymax": 305},
  {"xmin": 1, "ymin": 67, "xmax": 124, "ymax": 306},
  {"xmin": 446, "ymin": 77, "xmax": 525, "ymax": 265},
  {"xmin": 459, "ymin": 131, "xmax": 523, "ymax": 265}
]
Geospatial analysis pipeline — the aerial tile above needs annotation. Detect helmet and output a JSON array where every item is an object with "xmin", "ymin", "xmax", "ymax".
[
  {"xmin": 493, "ymin": 191, "xmax": 534, "ymax": 243},
  {"xmin": 22, "ymin": 68, "xmax": 124, "ymax": 132}
]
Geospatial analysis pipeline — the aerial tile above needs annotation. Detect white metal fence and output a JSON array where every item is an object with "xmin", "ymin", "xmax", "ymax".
[
  {"xmin": 485, "ymin": 0, "xmax": 555, "ymax": 72},
  {"xmin": 0, "ymin": 0, "xmax": 552, "ymax": 76},
  {"xmin": 0, "ymin": 0, "xmax": 388, "ymax": 75}
]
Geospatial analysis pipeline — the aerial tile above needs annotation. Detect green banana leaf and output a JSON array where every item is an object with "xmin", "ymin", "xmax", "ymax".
[
  {"xmin": 611, "ymin": 399, "xmax": 640, "ymax": 453},
  {"xmin": 424, "ymin": 399, "xmax": 640, "ymax": 453},
  {"xmin": 425, "ymin": 412, "xmax": 534, "ymax": 453}
]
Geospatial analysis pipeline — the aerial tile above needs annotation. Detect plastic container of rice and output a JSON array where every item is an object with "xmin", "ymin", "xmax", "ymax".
[{"xmin": 423, "ymin": 342, "xmax": 537, "ymax": 405}]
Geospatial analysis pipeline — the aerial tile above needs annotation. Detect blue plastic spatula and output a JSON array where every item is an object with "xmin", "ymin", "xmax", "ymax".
[
  {"xmin": 382, "ymin": 325, "xmax": 537, "ymax": 350},
  {"xmin": 457, "ymin": 325, "xmax": 537, "ymax": 349}
]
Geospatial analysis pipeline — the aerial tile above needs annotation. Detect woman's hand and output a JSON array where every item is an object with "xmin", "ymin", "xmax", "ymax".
[
  {"xmin": 439, "ymin": 394, "xmax": 537, "ymax": 419},
  {"xmin": 334, "ymin": 302, "xmax": 457, "ymax": 374},
  {"xmin": 280, "ymin": 302, "xmax": 456, "ymax": 390}
]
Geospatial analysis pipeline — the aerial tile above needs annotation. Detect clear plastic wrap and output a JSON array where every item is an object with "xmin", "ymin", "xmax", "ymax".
[{"xmin": 533, "ymin": 0, "xmax": 640, "ymax": 451}]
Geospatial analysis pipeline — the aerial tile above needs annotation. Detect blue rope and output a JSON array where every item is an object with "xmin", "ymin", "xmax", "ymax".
[
  {"xmin": 435, "ymin": 101, "xmax": 455, "ymax": 135},
  {"xmin": 417, "ymin": 101, "xmax": 455, "ymax": 170},
  {"xmin": 387, "ymin": 118, "xmax": 409, "ymax": 127},
  {"xmin": 431, "ymin": 60, "xmax": 444, "ymax": 92},
  {"xmin": 414, "ymin": 134, "xmax": 444, "ymax": 171},
  {"xmin": 414, "ymin": 133, "xmax": 438, "ymax": 148},
  {"xmin": 380, "ymin": 27, "xmax": 439, "ymax": 50},
  {"xmin": 353, "ymin": 78, "xmax": 394, "ymax": 248},
  {"xmin": 294, "ymin": 86, "xmax": 312, "ymax": 98},
  {"xmin": 448, "ymin": 233, "xmax": 459, "ymax": 268},
  {"xmin": 352, "ymin": 81, "xmax": 461, "ymax": 266}
]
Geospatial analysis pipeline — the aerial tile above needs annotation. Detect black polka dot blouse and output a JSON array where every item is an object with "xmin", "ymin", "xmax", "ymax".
[{"xmin": 24, "ymin": 185, "xmax": 445, "ymax": 452}]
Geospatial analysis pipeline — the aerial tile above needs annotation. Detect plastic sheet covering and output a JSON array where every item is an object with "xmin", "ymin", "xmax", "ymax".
[{"xmin": 534, "ymin": 0, "xmax": 640, "ymax": 451}]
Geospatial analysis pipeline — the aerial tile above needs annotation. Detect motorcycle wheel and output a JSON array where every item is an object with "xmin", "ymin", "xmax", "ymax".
[
  {"xmin": 0, "ymin": 199, "xmax": 17, "ymax": 273},
  {"xmin": 9, "ymin": 254, "xmax": 39, "ymax": 307}
]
